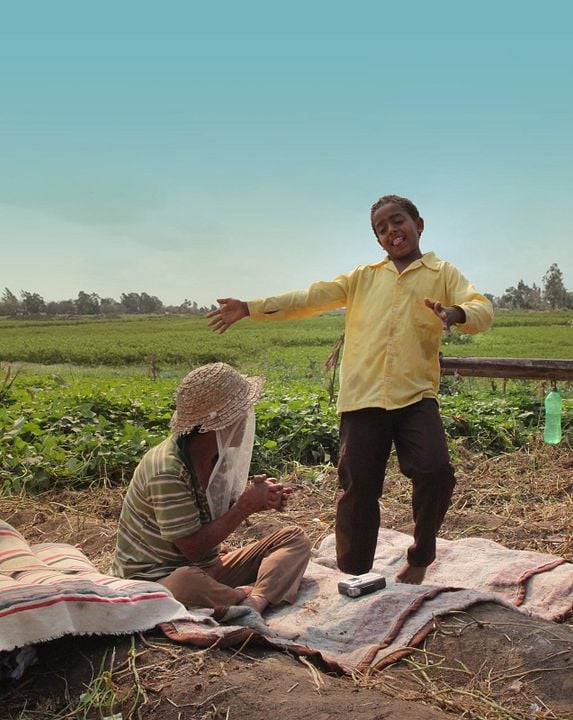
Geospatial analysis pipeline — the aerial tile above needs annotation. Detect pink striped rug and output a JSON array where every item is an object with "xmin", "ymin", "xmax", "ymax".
[{"xmin": 0, "ymin": 521, "xmax": 188, "ymax": 653}]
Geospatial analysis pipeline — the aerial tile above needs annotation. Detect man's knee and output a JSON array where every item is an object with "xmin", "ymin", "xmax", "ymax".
[
  {"xmin": 275, "ymin": 525, "xmax": 311, "ymax": 557},
  {"xmin": 159, "ymin": 564, "xmax": 244, "ymax": 608},
  {"xmin": 160, "ymin": 564, "xmax": 207, "ymax": 586},
  {"xmin": 286, "ymin": 525, "xmax": 312, "ymax": 552}
]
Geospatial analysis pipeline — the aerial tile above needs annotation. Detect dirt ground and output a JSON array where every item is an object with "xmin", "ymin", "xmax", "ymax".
[{"xmin": 2, "ymin": 443, "xmax": 573, "ymax": 720}]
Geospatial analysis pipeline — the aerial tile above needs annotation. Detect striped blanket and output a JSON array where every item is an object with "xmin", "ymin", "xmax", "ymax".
[
  {"xmin": 317, "ymin": 529, "xmax": 573, "ymax": 622},
  {"xmin": 0, "ymin": 521, "xmax": 189, "ymax": 653},
  {"xmin": 161, "ymin": 530, "xmax": 573, "ymax": 673}
]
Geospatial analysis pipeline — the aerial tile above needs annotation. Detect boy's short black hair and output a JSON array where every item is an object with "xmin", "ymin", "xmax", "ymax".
[{"xmin": 370, "ymin": 195, "xmax": 420, "ymax": 236}]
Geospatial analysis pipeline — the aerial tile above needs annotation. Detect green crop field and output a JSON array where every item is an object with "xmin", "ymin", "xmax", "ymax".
[
  {"xmin": 0, "ymin": 309, "xmax": 572, "ymax": 374},
  {"xmin": 0, "ymin": 315, "xmax": 342, "ymax": 374},
  {"xmin": 1, "ymin": 310, "xmax": 571, "ymax": 495}
]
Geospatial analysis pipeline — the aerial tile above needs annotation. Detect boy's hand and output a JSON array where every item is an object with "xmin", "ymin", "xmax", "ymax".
[
  {"xmin": 207, "ymin": 298, "xmax": 250, "ymax": 334},
  {"xmin": 424, "ymin": 298, "xmax": 465, "ymax": 332}
]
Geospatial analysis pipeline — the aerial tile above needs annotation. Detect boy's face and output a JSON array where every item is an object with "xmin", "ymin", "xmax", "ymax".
[{"xmin": 372, "ymin": 202, "xmax": 424, "ymax": 266}]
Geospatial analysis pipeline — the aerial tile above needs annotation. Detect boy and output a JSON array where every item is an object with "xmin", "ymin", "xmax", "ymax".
[{"xmin": 207, "ymin": 195, "xmax": 493, "ymax": 584}]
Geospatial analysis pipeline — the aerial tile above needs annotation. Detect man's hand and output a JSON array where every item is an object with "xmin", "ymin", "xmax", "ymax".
[
  {"xmin": 207, "ymin": 298, "xmax": 250, "ymax": 334},
  {"xmin": 236, "ymin": 475, "xmax": 293, "ymax": 517},
  {"xmin": 252, "ymin": 474, "xmax": 293, "ymax": 511},
  {"xmin": 174, "ymin": 477, "xmax": 294, "ymax": 562},
  {"xmin": 424, "ymin": 298, "xmax": 465, "ymax": 332}
]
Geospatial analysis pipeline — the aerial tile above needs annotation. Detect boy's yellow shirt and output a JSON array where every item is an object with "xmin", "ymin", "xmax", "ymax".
[{"xmin": 248, "ymin": 252, "xmax": 493, "ymax": 413}]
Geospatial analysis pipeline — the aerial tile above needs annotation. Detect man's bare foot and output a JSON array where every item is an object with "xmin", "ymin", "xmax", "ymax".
[
  {"xmin": 239, "ymin": 594, "xmax": 269, "ymax": 614},
  {"xmin": 236, "ymin": 585, "xmax": 254, "ymax": 600},
  {"xmin": 395, "ymin": 562, "xmax": 427, "ymax": 585}
]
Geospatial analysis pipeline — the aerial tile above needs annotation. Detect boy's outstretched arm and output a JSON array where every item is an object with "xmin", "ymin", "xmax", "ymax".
[
  {"xmin": 207, "ymin": 298, "xmax": 250, "ymax": 334},
  {"xmin": 424, "ymin": 297, "xmax": 466, "ymax": 332}
]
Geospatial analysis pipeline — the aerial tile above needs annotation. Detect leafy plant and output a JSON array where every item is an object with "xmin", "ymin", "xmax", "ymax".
[
  {"xmin": 1, "ymin": 368, "xmax": 570, "ymax": 496},
  {"xmin": 252, "ymin": 388, "xmax": 339, "ymax": 474},
  {"xmin": 0, "ymin": 362, "xmax": 20, "ymax": 403}
]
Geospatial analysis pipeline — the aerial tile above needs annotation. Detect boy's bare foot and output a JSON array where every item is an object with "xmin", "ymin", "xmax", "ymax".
[
  {"xmin": 395, "ymin": 562, "xmax": 427, "ymax": 585},
  {"xmin": 239, "ymin": 594, "xmax": 269, "ymax": 614}
]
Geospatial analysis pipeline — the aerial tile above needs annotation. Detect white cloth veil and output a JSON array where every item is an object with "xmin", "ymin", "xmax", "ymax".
[{"xmin": 205, "ymin": 409, "xmax": 255, "ymax": 519}]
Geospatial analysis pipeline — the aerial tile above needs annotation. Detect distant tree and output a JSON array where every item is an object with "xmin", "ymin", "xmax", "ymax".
[
  {"xmin": 499, "ymin": 285, "xmax": 521, "ymax": 309},
  {"xmin": 45, "ymin": 299, "xmax": 75, "ymax": 316},
  {"xmin": 499, "ymin": 280, "xmax": 544, "ymax": 310},
  {"xmin": 484, "ymin": 292, "xmax": 495, "ymax": 307},
  {"xmin": 20, "ymin": 291, "xmax": 46, "ymax": 315},
  {"xmin": 118, "ymin": 292, "xmax": 164, "ymax": 314},
  {"xmin": 139, "ymin": 292, "xmax": 164, "ymax": 314},
  {"xmin": 100, "ymin": 297, "xmax": 122, "ymax": 315},
  {"xmin": 58, "ymin": 299, "xmax": 76, "ymax": 315},
  {"xmin": 0, "ymin": 288, "xmax": 20, "ymax": 315},
  {"xmin": 76, "ymin": 291, "xmax": 100, "ymax": 315},
  {"xmin": 518, "ymin": 280, "xmax": 543, "ymax": 310},
  {"xmin": 120, "ymin": 292, "xmax": 141, "ymax": 314},
  {"xmin": 175, "ymin": 299, "xmax": 213, "ymax": 315},
  {"xmin": 543, "ymin": 264, "xmax": 568, "ymax": 309}
]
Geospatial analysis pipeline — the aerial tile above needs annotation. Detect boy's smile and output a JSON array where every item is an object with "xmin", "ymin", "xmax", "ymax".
[{"xmin": 371, "ymin": 202, "xmax": 424, "ymax": 272}]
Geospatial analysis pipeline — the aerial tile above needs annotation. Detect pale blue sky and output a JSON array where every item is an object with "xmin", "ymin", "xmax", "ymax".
[{"xmin": 1, "ymin": 1, "xmax": 572, "ymax": 305}]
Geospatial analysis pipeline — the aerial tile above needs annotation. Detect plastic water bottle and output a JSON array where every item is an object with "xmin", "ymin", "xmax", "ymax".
[{"xmin": 544, "ymin": 390, "xmax": 562, "ymax": 445}]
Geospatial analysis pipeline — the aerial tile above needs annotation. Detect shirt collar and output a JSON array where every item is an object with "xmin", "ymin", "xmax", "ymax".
[{"xmin": 370, "ymin": 251, "xmax": 439, "ymax": 273}]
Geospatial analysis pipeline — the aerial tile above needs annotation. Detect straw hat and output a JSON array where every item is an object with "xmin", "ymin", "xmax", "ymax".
[{"xmin": 170, "ymin": 362, "xmax": 264, "ymax": 435}]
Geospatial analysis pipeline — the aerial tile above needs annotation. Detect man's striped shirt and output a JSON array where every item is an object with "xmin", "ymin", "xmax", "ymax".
[{"xmin": 111, "ymin": 436, "xmax": 217, "ymax": 581}]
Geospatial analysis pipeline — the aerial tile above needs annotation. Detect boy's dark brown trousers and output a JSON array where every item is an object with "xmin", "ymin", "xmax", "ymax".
[{"xmin": 336, "ymin": 399, "xmax": 456, "ymax": 574}]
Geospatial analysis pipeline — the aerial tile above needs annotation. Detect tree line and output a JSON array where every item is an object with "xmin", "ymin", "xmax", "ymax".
[
  {"xmin": 0, "ymin": 289, "xmax": 217, "ymax": 318},
  {"xmin": 492, "ymin": 263, "xmax": 572, "ymax": 310},
  {"xmin": 0, "ymin": 263, "xmax": 570, "ymax": 318}
]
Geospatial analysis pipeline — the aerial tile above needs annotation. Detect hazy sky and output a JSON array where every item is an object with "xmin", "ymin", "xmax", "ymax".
[{"xmin": 1, "ymin": 1, "xmax": 572, "ymax": 306}]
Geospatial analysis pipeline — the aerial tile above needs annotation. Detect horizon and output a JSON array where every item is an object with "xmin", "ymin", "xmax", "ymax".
[{"xmin": 2, "ymin": 262, "xmax": 570, "ymax": 310}]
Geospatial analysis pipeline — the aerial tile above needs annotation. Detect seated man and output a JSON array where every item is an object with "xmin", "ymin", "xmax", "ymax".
[{"xmin": 111, "ymin": 362, "xmax": 311, "ymax": 614}]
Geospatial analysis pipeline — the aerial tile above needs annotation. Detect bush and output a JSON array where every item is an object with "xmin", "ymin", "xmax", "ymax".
[{"xmin": 1, "ymin": 372, "xmax": 570, "ymax": 495}]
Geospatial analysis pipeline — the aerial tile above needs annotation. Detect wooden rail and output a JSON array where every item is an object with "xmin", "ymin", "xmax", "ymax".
[{"xmin": 440, "ymin": 357, "xmax": 573, "ymax": 381}]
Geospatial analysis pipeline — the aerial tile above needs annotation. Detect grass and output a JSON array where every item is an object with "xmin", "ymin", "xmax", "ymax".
[{"xmin": 0, "ymin": 310, "xmax": 572, "ymax": 373}]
